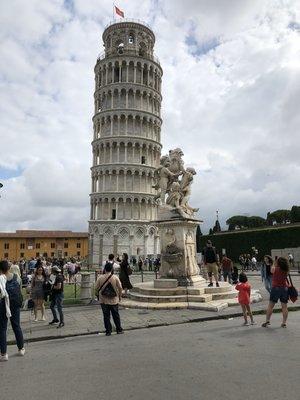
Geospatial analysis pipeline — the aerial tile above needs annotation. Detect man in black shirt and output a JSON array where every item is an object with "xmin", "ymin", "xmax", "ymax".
[
  {"xmin": 203, "ymin": 240, "xmax": 219, "ymax": 287},
  {"xmin": 49, "ymin": 265, "xmax": 64, "ymax": 328}
]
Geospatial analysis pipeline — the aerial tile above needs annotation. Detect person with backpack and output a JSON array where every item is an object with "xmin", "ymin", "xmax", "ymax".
[
  {"xmin": 102, "ymin": 253, "xmax": 120, "ymax": 274},
  {"xmin": 0, "ymin": 260, "xmax": 25, "ymax": 362},
  {"xmin": 203, "ymin": 240, "xmax": 219, "ymax": 287},
  {"xmin": 49, "ymin": 265, "xmax": 65, "ymax": 328},
  {"xmin": 95, "ymin": 260, "xmax": 123, "ymax": 336}
]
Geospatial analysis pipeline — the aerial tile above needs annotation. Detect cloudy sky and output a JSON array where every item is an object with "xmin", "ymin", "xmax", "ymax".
[{"xmin": 0, "ymin": 0, "xmax": 299, "ymax": 234}]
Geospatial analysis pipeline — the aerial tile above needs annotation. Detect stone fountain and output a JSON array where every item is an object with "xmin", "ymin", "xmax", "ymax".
[{"xmin": 122, "ymin": 148, "xmax": 261, "ymax": 311}]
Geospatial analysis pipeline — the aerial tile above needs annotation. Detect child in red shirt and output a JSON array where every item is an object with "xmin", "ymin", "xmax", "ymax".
[{"xmin": 235, "ymin": 273, "xmax": 256, "ymax": 326}]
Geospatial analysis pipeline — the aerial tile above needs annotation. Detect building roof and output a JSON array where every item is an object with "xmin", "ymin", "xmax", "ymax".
[{"xmin": 0, "ymin": 230, "xmax": 88, "ymax": 239}]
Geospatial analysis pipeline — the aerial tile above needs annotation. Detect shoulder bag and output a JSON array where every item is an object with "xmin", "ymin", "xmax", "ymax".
[{"xmin": 287, "ymin": 274, "xmax": 298, "ymax": 303}]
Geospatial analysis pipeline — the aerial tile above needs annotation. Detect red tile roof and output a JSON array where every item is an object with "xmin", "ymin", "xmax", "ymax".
[{"xmin": 0, "ymin": 230, "xmax": 88, "ymax": 238}]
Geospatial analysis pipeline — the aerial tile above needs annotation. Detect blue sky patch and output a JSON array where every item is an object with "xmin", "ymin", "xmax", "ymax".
[
  {"xmin": 185, "ymin": 33, "xmax": 220, "ymax": 58},
  {"xmin": 0, "ymin": 166, "xmax": 24, "ymax": 180}
]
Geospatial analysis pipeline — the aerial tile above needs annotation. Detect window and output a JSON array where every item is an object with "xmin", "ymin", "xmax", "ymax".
[
  {"xmin": 51, "ymin": 242, "xmax": 55, "ymax": 249},
  {"xmin": 64, "ymin": 243, "xmax": 68, "ymax": 249},
  {"xmin": 4, "ymin": 243, "xmax": 9, "ymax": 249},
  {"xmin": 20, "ymin": 253, "xmax": 24, "ymax": 258},
  {"xmin": 51, "ymin": 252, "xmax": 55, "ymax": 257},
  {"xmin": 36, "ymin": 252, "xmax": 40, "ymax": 257},
  {"xmin": 43, "ymin": 252, "xmax": 47, "ymax": 257},
  {"xmin": 77, "ymin": 251, "xmax": 81, "ymax": 256},
  {"xmin": 36, "ymin": 243, "xmax": 40, "ymax": 249},
  {"xmin": 111, "ymin": 209, "xmax": 116, "ymax": 220},
  {"xmin": 141, "ymin": 156, "xmax": 146, "ymax": 164},
  {"xmin": 20, "ymin": 243, "xmax": 25, "ymax": 249},
  {"xmin": 128, "ymin": 34, "xmax": 134, "ymax": 44},
  {"xmin": 4, "ymin": 253, "xmax": 8, "ymax": 258},
  {"xmin": 64, "ymin": 252, "xmax": 68, "ymax": 257},
  {"xmin": 77, "ymin": 243, "xmax": 81, "ymax": 249}
]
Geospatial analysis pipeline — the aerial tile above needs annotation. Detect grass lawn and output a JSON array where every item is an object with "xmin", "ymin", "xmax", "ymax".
[{"xmin": 22, "ymin": 283, "xmax": 82, "ymax": 306}]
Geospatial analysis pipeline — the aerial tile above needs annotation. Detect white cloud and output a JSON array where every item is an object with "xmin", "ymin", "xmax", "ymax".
[{"xmin": 0, "ymin": 0, "xmax": 300, "ymax": 234}]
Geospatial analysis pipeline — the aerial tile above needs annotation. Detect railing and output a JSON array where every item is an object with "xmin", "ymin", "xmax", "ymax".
[
  {"xmin": 104, "ymin": 18, "xmax": 153, "ymax": 31},
  {"xmin": 97, "ymin": 50, "xmax": 161, "ymax": 65}
]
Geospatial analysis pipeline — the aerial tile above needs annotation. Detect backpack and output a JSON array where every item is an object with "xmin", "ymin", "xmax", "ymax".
[
  {"xmin": 101, "ymin": 282, "xmax": 117, "ymax": 298},
  {"xmin": 6, "ymin": 274, "xmax": 23, "ymax": 308},
  {"xmin": 103, "ymin": 261, "xmax": 113, "ymax": 273}
]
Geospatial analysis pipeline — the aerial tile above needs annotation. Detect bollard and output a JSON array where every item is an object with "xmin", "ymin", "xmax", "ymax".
[{"xmin": 80, "ymin": 272, "xmax": 93, "ymax": 303}]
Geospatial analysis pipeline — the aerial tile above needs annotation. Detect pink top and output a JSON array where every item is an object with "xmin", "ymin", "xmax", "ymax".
[{"xmin": 235, "ymin": 282, "xmax": 251, "ymax": 305}]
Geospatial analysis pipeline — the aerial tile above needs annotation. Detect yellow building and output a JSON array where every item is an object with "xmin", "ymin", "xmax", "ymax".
[{"xmin": 0, "ymin": 230, "xmax": 89, "ymax": 261}]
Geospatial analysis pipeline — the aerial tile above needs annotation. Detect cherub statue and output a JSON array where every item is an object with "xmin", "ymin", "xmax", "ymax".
[
  {"xmin": 166, "ymin": 181, "xmax": 181, "ymax": 208},
  {"xmin": 153, "ymin": 156, "xmax": 178, "ymax": 204},
  {"xmin": 179, "ymin": 167, "xmax": 199, "ymax": 215}
]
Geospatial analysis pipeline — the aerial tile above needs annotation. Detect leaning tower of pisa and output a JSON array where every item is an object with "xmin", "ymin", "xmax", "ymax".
[{"xmin": 89, "ymin": 20, "xmax": 163, "ymax": 265}]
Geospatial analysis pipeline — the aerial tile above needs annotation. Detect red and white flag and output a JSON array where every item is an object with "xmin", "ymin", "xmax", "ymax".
[{"xmin": 115, "ymin": 6, "xmax": 124, "ymax": 18}]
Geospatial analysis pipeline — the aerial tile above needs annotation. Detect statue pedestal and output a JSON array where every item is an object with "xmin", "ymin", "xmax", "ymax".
[{"xmin": 156, "ymin": 210, "xmax": 204, "ymax": 287}]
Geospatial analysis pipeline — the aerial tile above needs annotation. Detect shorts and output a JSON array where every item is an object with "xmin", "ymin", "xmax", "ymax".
[
  {"xmin": 270, "ymin": 287, "xmax": 288, "ymax": 304},
  {"xmin": 206, "ymin": 262, "xmax": 218, "ymax": 277}
]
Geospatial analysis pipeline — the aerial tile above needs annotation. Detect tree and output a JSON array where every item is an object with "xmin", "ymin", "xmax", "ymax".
[
  {"xmin": 290, "ymin": 206, "xmax": 300, "ymax": 223},
  {"xmin": 226, "ymin": 215, "xmax": 248, "ymax": 230},
  {"xmin": 196, "ymin": 225, "xmax": 203, "ymax": 253},
  {"xmin": 212, "ymin": 219, "xmax": 221, "ymax": 233},
  {"xmin": 209, "ymin": 228, "xmax": 213, "ymax": 235},
  {"xmin": 267, "ymin": 209, "xmax": 291, "ymax": 224},
  {"xmin": 247, "ymin": 216, "xmax": 266, "ymax": 228}
]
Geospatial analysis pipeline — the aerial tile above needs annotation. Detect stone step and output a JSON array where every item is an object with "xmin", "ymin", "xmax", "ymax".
[
  {"xmin": 132, "ymin": 286, "xmax": 206, "ymax": 297},
  {"xmin": 204, "ymin": 284, "xmax": 233, "ymax": 294},
  {"xmin": 129, "ymin": 292, "xmax": 214, "ymax": 303},
  {"xmin": 187, "ymin": 293, "xmax": 213, "ymax": 302},
  {"xmin": 211, "ymin": 291, "xmax": 237, "ymax": 300},
  {"xmin": 132, "ymin": 287, "xmax": 187, "ymax": 296},
  {"xmin": 121, "ymin": 299, "xmax": 189, "ymax": 310},
  {"xmin": 129, "ymin": 292, "xmax": 188, "ymax": 303}
]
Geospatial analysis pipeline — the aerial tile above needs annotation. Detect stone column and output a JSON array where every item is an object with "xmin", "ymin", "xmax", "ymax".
[
  {"xmin": 113, "ymin": 234, "xmax": 118, "ymax": 255},
  {"xmin": 88, "ymin": 234, "xmax": 94, "ymax": 267},
  {"xmin": 99, "ymin": 234, "xmax": 103, "ymax": 265}
]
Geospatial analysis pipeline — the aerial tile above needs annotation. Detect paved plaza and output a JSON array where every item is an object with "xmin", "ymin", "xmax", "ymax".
[
  {"xmin": 3, "ymin": 312, "xmax": 300, "ymax": 400},
  {"xmin": 7, "ymin": 274, "xmax": 300, "ymax": 344}
]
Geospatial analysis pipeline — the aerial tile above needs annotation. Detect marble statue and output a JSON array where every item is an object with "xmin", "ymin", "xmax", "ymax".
[{"xmin": 154, "ymin": 148, "xmax": 199, "ymax": 218}]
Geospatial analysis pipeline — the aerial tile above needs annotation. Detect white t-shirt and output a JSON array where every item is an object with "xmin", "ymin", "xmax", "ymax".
[{"xmin": 102, "ymin": 261, "xmax": 120, "ymax": 272}]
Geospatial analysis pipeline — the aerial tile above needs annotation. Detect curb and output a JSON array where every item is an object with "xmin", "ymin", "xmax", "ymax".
[{"xmin": 8, "ymin": 305, "xmax": 300, "ymax": 346}]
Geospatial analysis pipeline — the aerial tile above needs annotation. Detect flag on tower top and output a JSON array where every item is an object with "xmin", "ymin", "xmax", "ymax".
[{"xmin": 115, "ymin": 6, "xmax": 124, "ymax": 18}]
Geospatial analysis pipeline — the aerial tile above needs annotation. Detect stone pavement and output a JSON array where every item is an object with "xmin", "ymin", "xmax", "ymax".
[{"xmin": 8, "ymin": 298, "xmax": 300, "ymax": 345}]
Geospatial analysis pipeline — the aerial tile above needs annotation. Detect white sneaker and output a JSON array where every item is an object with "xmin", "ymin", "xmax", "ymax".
[
  {"xmin": 41, "ymin": 316, "xmax": 46, "ymax": 321},
  {"xmin": 18, "ymin": 348, "xmax": 25, "ymax": 356},
  {"xmin": 0, "ymin": 354, "xmax": 8, "ymax": 362},
  {"xmin": 33, "ymin": 319, "xmax": 38, "ymax": 322}
]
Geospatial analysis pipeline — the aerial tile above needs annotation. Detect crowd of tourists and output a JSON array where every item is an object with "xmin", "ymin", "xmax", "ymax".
[{"xmin": 0, "ymin": 243, "xmax": 297, "ymax": 362}]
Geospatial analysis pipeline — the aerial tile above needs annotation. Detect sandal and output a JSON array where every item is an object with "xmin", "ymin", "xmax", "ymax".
[
  {"xmin": 281, "ymin": 323, "xmax": 287, "ymax": 328},
  {"xmin": 261, "ymin": 321, "xmax": 270, "ymax": 328}
]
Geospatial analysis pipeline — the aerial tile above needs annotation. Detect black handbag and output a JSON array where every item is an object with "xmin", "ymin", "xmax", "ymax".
[
  {"xmin": 97, "ymin": 274, "xmax": 117, "ymax": 298},
  {"xmin": 287, "ymin": 274, "xmax": 298, "ymax": 303}
]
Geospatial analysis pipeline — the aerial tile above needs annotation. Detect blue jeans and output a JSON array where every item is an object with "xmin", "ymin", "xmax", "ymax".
[
  {"xmin": 223, "ymin": 270, "xmax": 232, "ymax": 283},
  {"xmin": 0, "ymin": 299, "xmax": 24, "ymax": 354},
  {"xmin": 50, "ymin": 293, "xmax": 64, "ymax": 323},
  {"xmin": 264, "ymin": 276, "xmax": 272, "ymax": 294}
]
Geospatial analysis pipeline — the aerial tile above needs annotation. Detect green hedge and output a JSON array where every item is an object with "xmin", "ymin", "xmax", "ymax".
[{"xmin": 198, "ymin": 225, "xmax": 300, "ymax": 261}]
